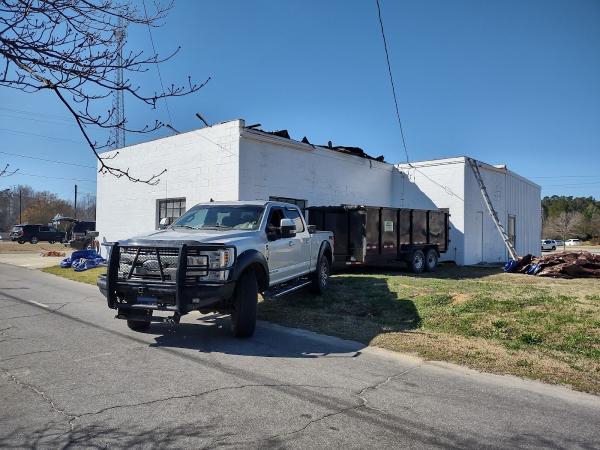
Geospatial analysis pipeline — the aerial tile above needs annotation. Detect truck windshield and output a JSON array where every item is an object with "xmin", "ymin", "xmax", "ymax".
[{"xmin": 172, "ymin": 205, "xmax": 264, "ymax": 230}]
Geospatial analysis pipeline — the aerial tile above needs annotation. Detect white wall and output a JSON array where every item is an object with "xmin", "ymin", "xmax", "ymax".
[
  {"xmin": 96, "ymin": 120, "xmax": 242, "ymax": 252},
  {"xmin": 397, "ymin": 157, "xmax": 541, "ymax": 265},
  {"xmin": 464, "ymin": 162, "xmax": 541, "ymax": 264},
  {"xmin": 238, "ymin": 130, "xmax": 399, "ymax": 207},
  {"xmin": 96, "ymin": 121, "xmax": 540, "ymax": 265},
  {"xmin": 396, "ymin": 159, "xmax": 466, "ymax": 264}
]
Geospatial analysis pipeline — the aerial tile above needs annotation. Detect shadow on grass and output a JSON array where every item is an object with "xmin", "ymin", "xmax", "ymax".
[{"xmin": 339, "ymin": 263, "xmax": 503, "ymax": 280}]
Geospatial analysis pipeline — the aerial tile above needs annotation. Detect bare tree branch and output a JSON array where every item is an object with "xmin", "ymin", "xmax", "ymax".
[{"xmin": 0, "ymin": 0, "xmax": 208, "ymax": 184}]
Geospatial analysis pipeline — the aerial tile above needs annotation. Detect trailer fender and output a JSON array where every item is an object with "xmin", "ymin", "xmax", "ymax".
[{"xmin": 231, "ymin": 250, "xmax": 269, "ymax": 293}]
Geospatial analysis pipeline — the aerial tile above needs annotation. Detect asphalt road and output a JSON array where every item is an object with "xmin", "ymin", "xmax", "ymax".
[{"xmin": 1, "ymin": 264, "xmax": 599, "ymax": 449}]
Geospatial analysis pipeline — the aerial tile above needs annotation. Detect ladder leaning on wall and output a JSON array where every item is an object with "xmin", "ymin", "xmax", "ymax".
[{"xmin": 467, "ymin": 158, "xmax": 519, "ymax": 261}]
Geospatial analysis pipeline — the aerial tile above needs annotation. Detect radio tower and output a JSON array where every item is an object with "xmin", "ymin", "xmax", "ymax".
[{"xmin": 111, "ymin": 16, "xmax": 126, "ymax": 149}]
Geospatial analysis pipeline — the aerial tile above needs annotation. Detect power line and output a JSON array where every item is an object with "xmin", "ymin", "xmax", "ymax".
[
  {"xmin": 142, "ymin": 0, "xmax": 173, "ymax": 125},
  {"xmin": 0, "ymin": 151, "xmax": 95, "ymax": 169},
  {"xmin": 0, "ymin": 106, "xmax": 72, "ymax": 122},
  {"xmin": 17, "ymin": 171, "xmax": 96, "ymax": 183},
  {"xmin": 375, "ymin": 0, "xmax": 409, "ymax": 164},
  {"xmin": 0, "ymin": 128, "xmax": 82, "ymax": 144},
  {"xmin": 0, "ymin": 113, "xmax": 75, "ymax": 127}
]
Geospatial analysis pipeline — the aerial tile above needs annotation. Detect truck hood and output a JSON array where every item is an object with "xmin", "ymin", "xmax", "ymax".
[{"xmin": 119, "ymin": 228, "xmax": 259, "ymax": 246}]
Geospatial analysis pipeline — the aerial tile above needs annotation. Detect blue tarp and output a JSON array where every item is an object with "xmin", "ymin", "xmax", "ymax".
[{"xmin": 60, "ymin": 249, "xmax": 106, "ymax": 271}]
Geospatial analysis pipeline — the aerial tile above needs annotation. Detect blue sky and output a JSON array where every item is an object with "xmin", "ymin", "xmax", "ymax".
[{"xmin": 1, "ymin": 0, "xmax": 599, "ymax": 200}]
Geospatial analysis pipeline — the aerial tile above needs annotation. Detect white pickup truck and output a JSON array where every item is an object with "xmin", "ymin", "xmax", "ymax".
[{"xmin": 98, "ymin": 201, "xmax": 334, "ymax": 338}]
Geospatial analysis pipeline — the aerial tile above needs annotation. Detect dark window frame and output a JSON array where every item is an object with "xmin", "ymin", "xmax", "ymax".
[
  {"xmin": 269, "ymin": 196, "xmax": 307, "ymax": 210},
  {"xmin": 157, "ymin": 197, "xmax": 186, "ymax": 228}
]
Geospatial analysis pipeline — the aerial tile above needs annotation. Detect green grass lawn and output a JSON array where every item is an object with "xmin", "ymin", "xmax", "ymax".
[
  {"xmin": 258, "ymin": 266, "xmax": 600, "ymax": 394},
  {"xmin": 41, "ymin": 263, "xmax": 600, "ymax": 394},
  {"xmin": 42, "ymin": 265, "xmax": 105, "ymax": 285}
]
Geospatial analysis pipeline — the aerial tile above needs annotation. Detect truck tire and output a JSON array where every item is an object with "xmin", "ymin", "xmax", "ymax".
[
  {"xmin": 230, "ymin": 270, "xmax": 258, "ymax": 338},
  {"xmin": 126, "ymin": 310, "xmax": 153, "ymax": 332},
  {"xmin": 49, "ymin": 240, "xmax": 55, "ymax": 244},
  {"xmin": 30, "ymin": 236, "xmax": 39, "ymax": 244},
  {"xmin": 424, "ymin": 248, "xmax": 438, "ymax": 272},
  {"xmin": 310, "ymin": 254, "xmax": 330, "ymax": 294},
  {"xmin": 409, "ymin": 249, "xmax": 425, "ymax": 274}
]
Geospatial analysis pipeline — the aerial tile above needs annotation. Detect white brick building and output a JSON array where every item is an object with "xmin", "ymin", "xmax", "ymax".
[{"xmin": 96, "ymin": 119, "xmax": 541, "ymax": 264}]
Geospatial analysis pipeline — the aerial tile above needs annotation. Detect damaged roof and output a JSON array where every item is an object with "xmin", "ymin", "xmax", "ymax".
[{"xmin": 246, "ymin": 126, "xmax": 386, "ymax": 163}]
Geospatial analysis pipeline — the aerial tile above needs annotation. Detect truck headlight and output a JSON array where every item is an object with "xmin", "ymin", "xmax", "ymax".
[{"xmin": 187, "ymin": 248, "xmax": 234, "ymax": 282}]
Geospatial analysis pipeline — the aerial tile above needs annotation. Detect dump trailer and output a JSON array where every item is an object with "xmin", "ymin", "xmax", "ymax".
[{"xmin": 307, "ymin": 206, "xmax": 449, "ymax": 273}]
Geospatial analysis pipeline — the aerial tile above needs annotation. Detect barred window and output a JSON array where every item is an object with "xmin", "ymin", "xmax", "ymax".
[
  {"xmin": 157, "ymin": 198, "xmax": 186, "ymax": 227},
  {"xmin": 508, "ymin": 215, "xmax": 516, "ymax": 248}
]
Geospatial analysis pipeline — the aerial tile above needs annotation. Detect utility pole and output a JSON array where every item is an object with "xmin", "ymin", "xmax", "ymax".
[
  {"xmin": 74, "ymin": 184, "xmax": 78, "ymax": 219},
  {"xmin": 19, "ymin": 188, "xmax": 22, "ymax": 224}
]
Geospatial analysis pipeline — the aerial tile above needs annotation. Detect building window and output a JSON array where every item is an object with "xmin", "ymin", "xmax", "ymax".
[
  {"xmin": 508, "ymin": 215, "xmax": 516, "ymax": 248},
  {"xmin": 269, "ymin": 196, "xmax": 307, "ymax": 210},
  {"xmin": 157, "ymin": 198, "xmax": 186, "ymax": 227}
]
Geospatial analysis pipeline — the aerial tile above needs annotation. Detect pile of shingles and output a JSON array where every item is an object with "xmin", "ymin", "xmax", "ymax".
[{"xmin": 509, "ymin": 251, "xmax": 600, "ymax": 278}]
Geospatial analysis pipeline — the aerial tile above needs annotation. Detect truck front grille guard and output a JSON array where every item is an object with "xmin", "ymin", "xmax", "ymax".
[{"xmin": 106, "ymin": 243, "xmax": 235, "ymax": 312}]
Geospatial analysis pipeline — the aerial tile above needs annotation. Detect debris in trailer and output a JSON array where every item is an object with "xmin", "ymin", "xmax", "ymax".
[{"xmin": 505, "ymin": 251, "xmax": 600, "ymax": 278}]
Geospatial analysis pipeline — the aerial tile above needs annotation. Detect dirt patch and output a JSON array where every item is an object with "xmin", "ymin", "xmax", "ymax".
[{"xmin": 450, "ymin": 293, "xmax": 472, "ymax": 304}]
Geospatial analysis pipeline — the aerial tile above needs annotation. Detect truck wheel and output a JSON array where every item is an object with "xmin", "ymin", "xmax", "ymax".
[
  {"xmin": 30, "ymin": 236, "xmax": 39, "ymax": 244},
  {"xmin": 230, "ymin": 270, "xmax": 258, "ymax": 338},
  {"xmin": 424, "ymin": 248, "xmax": 438, "ymax": 272},
  {"xmin": 126, "ymin": 310, "xmax": 153, "ymax": 332},
  {"xmin": 49, "ymin": 240, "xmax": 55, "ymax": 244},
  {"xmin": 409, "ymin": 250, "xmax": 425, "ymax": 274},
  {"xmin": 310, "ymin": 255, "xmax": 330, "ymax": 294}
]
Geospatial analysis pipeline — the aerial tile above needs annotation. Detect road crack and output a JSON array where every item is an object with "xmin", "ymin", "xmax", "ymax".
[
  {"xmin": 0, "ymin": 367, "xmax": 77, "ymax": 431},
  {"xmin": 76, "ymin": 383, "xmax": 345, "ymax": 419},
  {"xmin": 229, "ymin": 365, "xmax": 424, "ymax": 447}
]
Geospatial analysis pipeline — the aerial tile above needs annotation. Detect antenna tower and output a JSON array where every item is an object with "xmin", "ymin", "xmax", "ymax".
[{"xmin": 111, "ymin": 16, "xmax": 126, "ymax": 149}]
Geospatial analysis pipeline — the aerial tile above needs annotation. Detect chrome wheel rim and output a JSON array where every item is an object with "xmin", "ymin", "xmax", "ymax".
[
  {"xmin": 414, "ymin": 254, "xmax": 424, "ymax": 270},
  {"xmin": 320, "ymin": 260, "xmax": 329, "ymax": 287}
]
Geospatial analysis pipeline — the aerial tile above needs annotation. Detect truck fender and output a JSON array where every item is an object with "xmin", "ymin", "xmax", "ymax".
[
  {"xmin": 231, "ymin": 250, "xmax": 269, "ymax": 292},
  {"xmin": 317, "ymin": 240, "xmax": 333, "ymax": 266}
]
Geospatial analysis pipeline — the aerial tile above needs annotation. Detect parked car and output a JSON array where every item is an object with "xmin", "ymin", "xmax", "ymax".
[
  {"xmin": 554, "ymin": 240, "xmax": 564, "ymax": 247},
  {"xmin": 565, "ymin": 239, "xmax": 582, "ymax": 246},
  {"xmin": 541, "ymin": 239, "xmax": 557, "ymax": 251},
  {"xmin": 10, "ymin": 224, "xmax": 66, "ymax": 244},
  {"xmin": 97, "ymin": 201, "xmax": 334, "ymax": 337}
]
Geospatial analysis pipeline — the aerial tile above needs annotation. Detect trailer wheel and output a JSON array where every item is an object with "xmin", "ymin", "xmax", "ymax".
[
  {"xmin": 310, "ymin": 254, "xmax": 330, "ymax": 294},
  {"xmin": 409, "ymin": 249, "xmax": 425, "ymax": 274},
  {"xmin": 126, "ymin": 310, "xmax": 153, "ymax": 332},
  {"xmin": 425, "ymin": 248, "xmax": 438, "ymax": 272},
  {"xmin": 18, "ymin": 239, "xmax": 25, "ymax": 244},
  {"xmin": 230, "ymin": 270, "xmax": 258, "ymax": 338}
]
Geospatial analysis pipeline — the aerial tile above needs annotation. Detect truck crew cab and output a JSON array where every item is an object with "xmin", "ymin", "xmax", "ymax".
[{"xmin": 98, "ymin": 201, "xmax": 333, "ymax": 338}]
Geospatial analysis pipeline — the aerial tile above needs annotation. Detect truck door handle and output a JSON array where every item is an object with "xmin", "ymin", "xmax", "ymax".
[{"xmin": 288, "ymin": 241, "xmax": 296, "ymax": 246}]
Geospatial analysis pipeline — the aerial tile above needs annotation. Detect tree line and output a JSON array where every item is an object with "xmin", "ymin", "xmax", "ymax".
[
  {"xmin": 0, "ymin": 185, "xmax": 95, "ymax": 232},
  {"xmin": 542, "ymin": 196, "xmax": 600, "ymax": 243}
]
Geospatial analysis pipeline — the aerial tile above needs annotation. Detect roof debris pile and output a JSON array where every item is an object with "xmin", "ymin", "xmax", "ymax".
[
  {"xmin": 249, "ymin": 127, "xmax": 386, "ymax": 162},
  {"xmin": 505, "ymin": 252, "xmax": 600, "ymax": 278}
]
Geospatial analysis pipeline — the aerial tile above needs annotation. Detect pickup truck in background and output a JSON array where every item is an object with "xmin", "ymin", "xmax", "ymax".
[{"xmin": 98, "ymin": 201, "xmax": 333, "ymax": 338}]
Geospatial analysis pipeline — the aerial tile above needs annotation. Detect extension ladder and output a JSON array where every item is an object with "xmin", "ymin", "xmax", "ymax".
[{"xmin": 467, "ymin": 158, "xmax": 518, "ymax": 261}]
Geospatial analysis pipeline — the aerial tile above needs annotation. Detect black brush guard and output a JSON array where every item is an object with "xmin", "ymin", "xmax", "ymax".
[{"xmin": 99, "ymin": 242, "xmax": 236, "ymax": 317}]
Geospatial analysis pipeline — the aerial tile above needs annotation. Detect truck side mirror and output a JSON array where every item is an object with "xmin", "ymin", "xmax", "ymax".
[
  {"xmin": 280, "ymin": 218, "xmax": 296, "ymax": 238},
  {"xmin": 159, "ymin": 217, "xmax": 170, "ymax": 229}
]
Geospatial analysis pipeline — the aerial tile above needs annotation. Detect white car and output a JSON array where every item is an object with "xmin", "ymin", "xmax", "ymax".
[
  {"xmin": 565, "ymin": 239, "xmax": 582, "ymax": 246},
  {"xmin": 541, "ymin": 239, "xmax": 557, "ymax": 251}
]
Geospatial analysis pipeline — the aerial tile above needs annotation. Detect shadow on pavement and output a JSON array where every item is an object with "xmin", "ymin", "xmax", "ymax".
[{"xmin": 145, "ymin": 314, "xmax": 364, "ymax": 359}]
